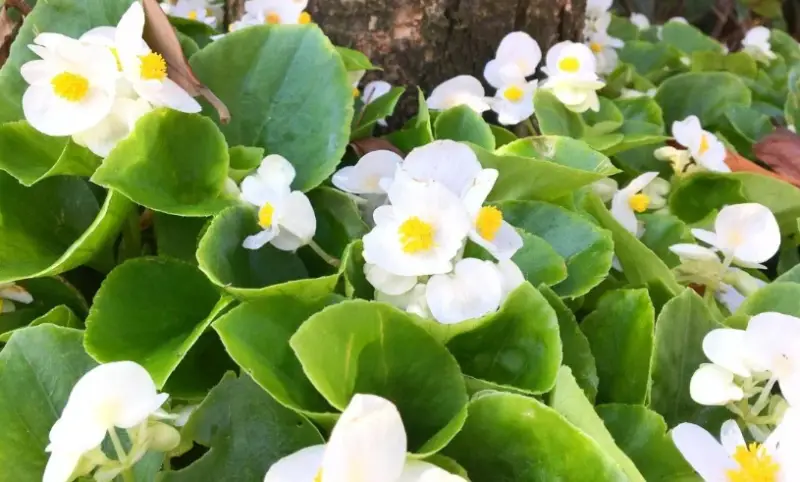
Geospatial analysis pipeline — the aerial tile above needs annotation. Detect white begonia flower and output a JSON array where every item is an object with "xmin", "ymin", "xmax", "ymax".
[
  {"xmin": 672, "ymin": 418, "xmax": 798, "ymax": 482},
  {"xmin": 376, "ymin": 283, "xmax": 431, "ymax": 319},
  {"xmin": 702, "ymin": 328, "xmax": 753, "ymax": 377},
  {"xmin": 743, "ymin": 26, "xmax": 777, "ymax": 64},
  {"xmin": 642, "ymin": 176, "xmax": 670, "ymax": 210},
  {"xmin": 240, "ymin": 155, "xmax": 316, "ymax": 251},
  {"xmin": 242, "ymin": 0, "xmax": 310, "ymax": 25},
  {"xmin": 112, "ymin": 2, "xmax": 201, "ymax": 113},
  {"xmin": 484, "ymin": 31, "xmax": 542, "ymax": 88},
  {"xmin": 20, "ymin": 33, "xmax": 118, "ymax": 137},
  {"xmin": 655, "ymin": 146, "xmax": 693, "ymax": 174},
  {"xmin": 587, "ymin": 25, "xmax": 624, "ymax": 75},
  {"xmin": 690, "ymin": 203, "xmax": 780, "ymax": 267},
  {"xmin": 746, "ymin": 312, "xmax": 800, "ymax": 407},
  {"xmin": 461, "ymin": 168, "xmax": 523, "ymax": 260},
  {"xmin": 169, "ymin": 0, "xmax": 218, "ymax": 26},
  {"xmin": 427, "ymin": 75, "xmax": 491, "ymax": 113},
  {"xmin": 0, "ymin": 283, "xmax": 33, "ymax": 313},
  {"xmin": 672, "ymin": 116, "xmax": 730, "ymax": 173},
  {"xmin": 400, "ymin": 140, "xmax": 483, "ymax": 196},
  {"xmin": 264, "ymin": 394, "xmax": 466, "ymax": 482},
  {"xmin": 72, "ymin": 97, "xmax": 153, "ymax": 157},
  {"xmin": 541, "ymin": 41, "xmax": 605, "ymax": 113},
  {"xmin": 496, "ymin": 258, "xmax": 525, "ymax": 300},
  {"xmin": 44, "ymin": 362, "xmax": 168, "ymax": 482},
  {"xmin": 426, "ymin": 258, "xmax": 504, "ymax": 324},
  {"xmin": 610, "ymin": 172, "xmax": 659, "ymax": 235},
  {"xmin": 619, "ymin": 88, "xmax": 656, "ymax": 99},
  {"xmin": 490, "ymin": 72, "xmax": 538, "ymax": 126},
  {"xmin": 362, "ymin": 169, "xmax": 471, "ymax": 277},
  {"xmin": 690, "ymin": 363, "xmax": 746, "ymax": 406},
  {"xmin": 585, "ymin": 0, "xmax": 613, "ymax": 19},
  {"xmin": 332, "ymin": 150, "xmax": 402, "ymax": 195},
  {"xmin": 630, "ymin": 13, "xmax": 650, "ymax": 30},
  {"xmin": 364, "ymin": 263, "xmax": 417, "ymax": 296},
  {"xmin": 362, "ymin": 80, "xmax": 393, "ymax": 126}
]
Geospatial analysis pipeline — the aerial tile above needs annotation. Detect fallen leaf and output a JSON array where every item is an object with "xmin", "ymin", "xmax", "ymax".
[
  {"xmin": 0, "ymin": 0, "xmax": 28, "ymax": 68},
  {"xmin": 349, "ymin": 137, "xmax": 404, "ymax": 158},
  {"xmin": 752, "ymin": 128, "xmax": 800, "ymax": 187},
  {"xmin": 141, "ymin": 0, "xmax": 230, "ymax": 123}
]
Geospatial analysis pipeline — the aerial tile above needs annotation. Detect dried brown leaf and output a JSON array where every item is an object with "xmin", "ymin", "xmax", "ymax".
[
  {"xmin": 0, "ymin": 4, "xmax": 22, "ymax": 68},
  {"xmin": 349, "ymin": 138, "xmax": 404, "ymax": 158},
  {"xmin": 752, "ymin": 128, "xmax": 800, "ymax": 187},
  {"xmin": 140, "ymin": 0, "xmax": 230, "ymax": 123}
]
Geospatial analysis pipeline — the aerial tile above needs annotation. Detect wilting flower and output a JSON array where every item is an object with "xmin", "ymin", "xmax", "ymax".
[
  {"xmin": 630, "ymin": 13, "xmax": 650, "ymax": 30},
  {"xmin": 610, "ymin": 172, "xmax": 660, "ymax": 235},
  {"xmin": 671, "ymin": 115, "xmax": 729, "ymax": 173},
  {"xmin": 427, "ymin": 75, "xmax": 491, "ymax": 113},
  {"xmin": 239, "ymin": 155, "xmax": 316, "ymax": 251},
  {"xmin": 742, "ymin": 26, "xmax": 777, "ymax": 64},
  {"xmin": 264, "ymin": 394, "xmax": 467, "ymax": 482},
  {"xmin": 461, "ymin": 168, "xmax": 523, "ymax": 260},
  {"xmin": 541, "ymin": 41, "xmax": 605, "ymax": 113},
  {"xmin": 690, "ymin": 203, "xmax": 780, "ymax": 267},
  {"xmin": 20, "ymin": 33, "xmax": 118, "ymax": 136},
  {"xmin": 0, "ymin": 283, "xmax": 33, "ymax": 313},
  {"xmin": 332, "ymin": 150, "xmax": 402, "ymax": 196}
]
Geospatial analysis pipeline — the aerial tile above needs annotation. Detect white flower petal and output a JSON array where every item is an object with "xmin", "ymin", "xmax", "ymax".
[
  {"xmin": 622, "ymin": 172, "xmax": 659, "ymax": 196},
  {"xmin": 264, "ymin": 445, "xmax": 325, "ymax": 482},
  {"xmin": 397, "ymin": 460, "xmax": 466, "ymax": 482},
  {"xmin": 0, "ymin": 283, "xmax": 33, "ymax": 304},
  {"xmin": 471, "ymin": 220, "xmax": 523, "ymax": 261},
  {"xmin": 492, "ymin": 31, "xmax": 542, "ymax": 78},
  {"xmin": 745, "ymin": 312, "xmax": 800, "ymax": 374},
  {"xmin": 43, "ymin": 448, "xmax": 84, "ymax": 482},
  {"xmin": 610, "ymin": 192, "xmax": 638, "ymax": 235},
  {"xmin": 362, "ymin": 80, "xmax": 393, "ymax": 104},
  {"xmin": 23, "ymin": 85, "xmax": 115, "ymax": 137},
  {"xmin": 427, "ymin": 75, "xmax": 490, "ymax": 112},
  {"xmin": 275, "ymin": 191, "xmax": 316, "ymax": 248},
  {"xmin": 332, "ymin": 150, "xmax": 402, "ymax": 195},
  {"xmin": 671, "ymin": 423, "xmax": 737, "ymax": 481},
  {"xmin": 672, "ymin": 116, "xmax": 703, "ymax": 150},
  {"xmin": 714, "ymin": 203, "xmax": 780, "ymax": 264},
  {"xmin": 402, "ymin": 140, "xmax": 482, "ymax": 196},
  {"xmin": 257, "ymin": 154, "xmax": 297, "ymax": 190},
  {"xmin": 426, "ymin": 258, "xmax": 503, "ymax": 324},
  {"xmin": 243, "ymin": 229, "xmax": 277, "ymax": 250},
  {"xmin": 719, "ymin": 420, "xmax": 746, "ymax": 455},
  {"xmin": 668, "ymin": 243, "xmax": 720, "ymax": 262},
  {"xmin": 365, "ymin": 263, "xmax": 417, "ymax": 296},
  {"xmin": 702, "ymin": 329, "xmax": 751, "ymax": 377},
  {"xmin": 496, "ymin": 259, "xmax": 525, "ymax": 299},
  {"xmin": 689, "ymin": 364, "xmax": 744, "ymax": 406}
]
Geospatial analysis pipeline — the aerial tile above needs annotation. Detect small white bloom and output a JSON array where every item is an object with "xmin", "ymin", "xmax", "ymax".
[
  {"xmin": 490, "ymin": 72, "xmax": 538, "ymax": 126},
  {"xmin": 610, "ymin": 172, "xmax": 659, "ymax": 235},
  {"xmin": 745, "ymin": 312, "xmax": 800, "ymax": 407},
  {"xmin": 541, "ymin": 41, "xmax": 605, "ymax": 113},
  {"xmin": 672, "ymin": 116, "xmax": 729, "ymax": 173},
  {"xmin": 332, "ymin": 150, "xmax": 402, "ymax": 195},
  {"xmin": 483, "ymin": 31, "xmax": 542, "ymax": 88},
  {"xmin": 264, "ymin": 394, "xmax": 466, "ymax": 482},
  {"xmin": 690, "ymin": 363, "xmax": 746, "ymax": 406},
  {"xmin": 462, "ymin": 168, "xmax": 523, "ymax": 260},
  {"xmin": 244, "ymin": 0, "xmax": 310, "ymax": 25},
  {"xmin": 426, "ymin": 258, "xmax": 504, "ymax": 324},
  {"xmin": 0, "ymin": 283, "xmax": 33, "ymax": 313},
  {"xmin": 427, "ymin": 75, "xmax": 491, "ymax": 113},
  {"xmin": 690, "ymin": 203, "xmax": 780, "ymax": 267},
  {"xmin": 630, "ymin": 13, "xmax": 650, "ymax": 30},
  {"xmin": 169, "ymin": 0, "xmax": 218, "ymax": 26},
  {"xmin": 20, "ymin": 33, "xmax": 118, "ymax": 136},
  {"xmin": 586, "ymin": 0, "xmax": 613, "ymax": 19},
  {"xmin": 587, "ymin": 27, "xmax": 624, "ymax": 75},
  {"xmin": 240, "ymin": 155, "xmax": 316, "ymax": 251},
  {"xmin": 361, "ymin": 80, "xmax": 393, "ymax": 126},
  {"xmin": 72, "ymin": 97, "xmax": 152, "ymax": 157},
  {"xmin": 743, "ymin": 26, "xmax": 777, "ymax": 64},
  {"xmin": 364, "ymin": 263, "xmax": 417, "ymax": 296}
]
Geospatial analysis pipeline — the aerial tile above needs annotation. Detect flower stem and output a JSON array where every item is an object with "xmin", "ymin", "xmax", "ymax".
[
  {"xmin": 751, "ymin": 376, "xmax": 778, "ymax": 417},
  {"xmin": 108, "ymin": 429, "xmax": 135, "ymax": 482},
  {"xmin": 524, "ymin": 118, "xmax": 539, "ymax": 137},
  {"xmin": 309, "ymin": 240, "xmax": 341, "ymax": 268}
]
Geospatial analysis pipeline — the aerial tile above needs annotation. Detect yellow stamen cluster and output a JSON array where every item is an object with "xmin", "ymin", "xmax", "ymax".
[
  {"xmin": 258, "ymin": 203, "xmax": 275, "ymax": 228},
  {"xmin": 628, "ymin": 194, "xmax": 650, "ymax": 213},
  {"xmin": 51, "ymin": 72, "xmax": 90, "ymax": 102},
  {"xmin": 698, "ymin": 134, "xmax": 710, "ymax": 156},
  {"xmin": 298, "ymin": 12, "xmax": 312, "ymax": 24},
  {"xmin": 726, "ymin": 443, "xmax": 779, "ymax": 482},
  {"xmin": 590, "ymin": 42, "xmax": 603, "ymax": 53},
  {"xmin": 139, "ymin": 52, "xmax": 167, "ymax": 81},
  {"xmin": 559, "ymin": 56, "xmax": 580, "ymax": 73},
  {"xmin": 398, "ymin": 217, "xmax": 435, "ymax": 253},
  {"xmin": 265, "ymin": 12, "xmax": 281, "ymax": 24},
  {"xmin": 503, "ymin": 86, "xmax": 524, "ymax": 103},
  {"xmin": 476, "ymin": 206, "xmax": 503, "ymax": 241}
]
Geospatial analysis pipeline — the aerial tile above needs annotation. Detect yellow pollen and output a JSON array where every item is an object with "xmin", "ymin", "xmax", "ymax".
[
  {"xmin": 503, "ymin": 85, "xmax": 524, "ymax": 103},
  {"xmin": 139, "ymin": 52, "xmax": 167, "ymax": 81},
  {"xmin": 628, "ymin": 193, "xmax": 650, "ymax": 213},
  {"xmin": 50, "ymin": 72, "xmax": 90, "ymax": 102},
  {"xmin": 559, "ymin": 56, "xmax": 580, "ymax": 73},
  {"xmin": 352, "ymin": 87, "xmax": 360, "ymax": 98},
  {"xmin": 590, "ymin": 42, "xmax": 603, "ymax": 53},
  {"xmin": 187, "ymin": 10, "xmax": 198, "ymax": 20},
  {"xmin": 298, "ymin": 11, "xmax": 312, "ymax": 24},
  {"xmin": 726, "ymin": 443, "xmax": 779, "ymax": 482},
  {"xmin": 265, "ymin": 11, "xmax": 281, "ymax": 24},
  {"xmin": 476, "ymin": 206, "xmax": 503, "ymax": 241},
  {"xmin": 398, "ymin": 217, "xmax": 435, "ymax": 253},
  {"xmin": 258, "ymin": 203, "xmax": 275, "ymax": 228},
  {"xmin": 699, "ymin": 134, "xmax": 710, "ymax": 156},
  {"xmin": 313, "ymin": 471, "xmax": 322, "ymax": 482}
]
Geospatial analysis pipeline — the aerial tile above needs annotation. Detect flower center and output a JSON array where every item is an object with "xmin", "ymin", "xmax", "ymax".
[
  {"xmin": 139, "ymin": 52, "xmax": 167, "ymax": 81},
  {"xmin": 265, "ymin": 12, "xmax": 281, "ymax": 24},
  {"xmin": 476, "ymin": 206, "xmax": 503, "ymax": 241},
  {"xmin": 352, "ymin": 87, "xmax": 360, "ymax": 98},
  {"xmin": 503, "ymin": 86, "xmax": 524, "ymax": 103},
  {"xmin": 258, "ymin": 203, "xmax": 275, "ymax": 228},
  {"xmin": 299, "ymin": 11, "xmax": 312, "ymax": 24},
  {"xmin": 726, "ymin": 443, "xmax": 779, "ymax": 482},
  {"xmin": 628, "ymin": 193, "xmax": 650, "ymax": 213},
  {"xmin": 698, "ymin": 134, "xmax": 710, "ymax": 156},
  {"xmin": 398, "ymin": 216, "xmax": 435, "ymax": 254},
  {"xmin": 559, "ymin": 56, "xmax": 580, "ymax": 73},
  {"xmin": 188, "ymin": 10, "xmax": 198, "ymax": 20},
  {"xmin": 590, "ymin": 42, "xmax": 603, "ymax": 53},
  {"xmin": 51, "ymin": 72, "xmax": 90, "ymax": 102}
]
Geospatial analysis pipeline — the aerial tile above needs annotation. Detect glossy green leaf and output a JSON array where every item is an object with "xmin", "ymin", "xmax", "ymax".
[
  {"xmin": 0, "ymin": 325, "xmax": 97, "ymax": 482},
  {"xmin": 163, "ymin": 331, "xmax": 239, "ymax": 400},
  {"xmin": 734, "ymin": 282, "xmax": 800, "ymax": 318},
  {"xmin": 307, "ymin": 187, "xmax": 369, "ymax": 258},
  {"xmin": 434, "ymin": 105, "xmax": 495, "ymax": 150},
  {"xmin": 619, "ymin": 41, "xmax": 681, "ymax": 78},
  {"xmin": 160, "ymin": 373, "xmax": 323, "ymax": 482},
  {"xmin": 386, "ymin": 89, "xmax": 434, "ymax": 153},
  {"xmin": 639, "ymin": 213, "xmax": 694, "ymax": 268},
  {"xmin": 290, "ymin": 300, "xmax": 468, "ymax": 453},
  {"xmin": 583, "ymin": 97, "xmax": 624, "ymax": 128},
  {"xmin": 580, "ymin": 289, "xmax": 655, "ymax": 404},
  {"xmin": 668, "ymin": 172, "xmax": 747, "ymax": 224},
  {"xmin": 336, "ymin": 46, "xmax": 377, "ymax": 71},
  {"xmin": 691, "ymin": 51, "xmax": 757, "ymax": 79},
  {"xmin": 733, "ymin": 172, "xmax": 800, "ymax": 234},
  {"xmin": 443, "ymin": 391, "xmax": 629, "ymax": 481},
  {"xmin": 154, "ymin": 213, "xmax": 209, "ymax": 264},
  {"xmin": 0, "ymin": 305, "xmax": 81, "ymax": 343},
  {"xmin": 84, "ymin": 258, "xmax": 223, "ymax": 388},
  {"xmin": 533, "ymin": 89, "xmax": 586, "ymax": 137},
  {"xmin": 92, "ymin": 109, "xmax": 233, "ymax": 216},
  {"xmin": 509, "ymin": 231, "xmax": 568, "ymax": 287},
  {"xmin": 228, "ymin": 145, "xmax": 264, "ymax": 182},
  {"xmin": 612, "ymin": 121, "xmax": 669, "ymax": 175},
  {"xmin": 549, "ymin": 367, "xmax": 645, "ymax": 482},
  {"xmin": 190, "ymin": 25, "xmax": 353, "ymax": 191},
  {"xmin": 650, "ymin": 289, "xmax": 728, "ymax": 429},
  {"xmin": 0, "ymin": 173, "xmax": 132, "ymax": 283},
  {"xmin": 655, "ymin": 72, "xmax": 751, "ymax": 127},
  {"xmin": 661, "ymin": 21, "xmax": 723, "ymax": 56},
  {"xmin": 340, "ymin": 240, "xmax": 373, "ymax": 299},
  {"xmin": 490, "ymin": 124, "xmax": 518, "ymax": 147},
  {"xmin": 615, "ymin": 97, "xmax": 664, "ymax": 126},
  {"xmin": 351, "ymin": 86, "xmax": 405, "ymax": 140}
]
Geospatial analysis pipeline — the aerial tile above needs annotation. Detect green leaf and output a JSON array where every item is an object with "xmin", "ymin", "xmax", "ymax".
[
  {"xmin": 386, "ymin": 89, "xmax": 434, "ymax": 153},
  {"xmin": 154, "ymin": 213, "xmax": 209, "ymax": 264},
  {"xmin": 584, "ymin": 133, "xmax": 625, "ymax": 152},
  {"xmin": 583, "ymin": 194, "xmax": 682, "ymax": 308},
  {"xmin": 608, "ymin": 15, "xmax": 642, "ymax": 42},
  {"xmin": 84, "ymin": 258, "xmax": 223, "ymax": 388},
  {"xmin": 0, "ymin": 276, "xmax": 90, "ymax": 336},
  {"xmin": 583, "ymin": 97, "xmax": 624, "ymax": 128},
  {"xmin": 0, "ymin": 121, "xmax": 100, "ymax": 186},
  {"xmin": 443, "ymin": 391, "xmax": 629, "ymax": 481},
  {"xmin": 433, "ymin": 105, "xmax": 495, "ymax": 150},
  {"xmin": 228, "ymin": 145, "xmax": 264, "ymax": 182},
  {"xmin": 508, "ymin": 231, "xmax": 569, "ymax": 287},
  {"xmin": 724, "ymin": 105, "xmax": 772, "ymax": 144},
  {"xmin": 196, "ymin": 205, "xmax": 309, "ymax": 298},
  {"xmin": 490, "ymin": 125, "xmax": 518, "ymax": 147},
  {"xmin": 476, "ymin": 137, "xmax": 619, "ymax": 202},
  {"xmin": 596, "ymin": 404, "xmax": 698, "ymax": 482},
  {"xmin": 351, "ymin": 86, "xmax": 405, "ymax": 140},
  {"xmin": 733, "ymin": 172, "xmax": 800, "ymax": 234},
  {"xmin": 500, "ymin": 200, "xmax": 614, "ymax": 298},
  {"xmin": 160, "ymin": 373, "xmax": 323, "ymax": 482},
  {"xmin": 290, "ymin": 300, "xmax": 468, "ymax": 453},
  {"xmin": 446, "ymin": 283, "xmax": 562, "ymax": 394},
  {"xmin": 0, "ymin": 305, "xmax": 81, "ymax": 342},
  {"xmin": 580, "ymin": 289, "xmax": 655, "ymax": 405},
  {"xmin": 668, "ymin": 172, "xmax": 747, "ymax": 224},
  {"xmin": 92, "ymin": 109, "xmax": 233, "ymax": 216},
  {"xmin": 734, "ymin": 282, "xmax": 800, "ymax": 318},
  {"xmin": 0, "ymin": 325, "xmax": 97, "ymax": 482},
  {"xmin": 619, "ymin": 42, "xmax": 681, "ymax": 78},
  {"xmin": 336, "ymin": 46, "xmax": 378, "ymax": 71},
  {"xmin": 549, "ymin": 367, "xmax": 646, "ymax": 482},
  {"xmin": 340, "ymin": 240, "xmax": 373, "ymax": 299},
  {"xmin": 190, "ymin": 25, "xmax": 353, "ymax": 191},
  {"xmin": 691, "ymin": 51, "xmax": 758, "ymax": 79},
  {"xmin": 654, "ymin": 72, "xmax": 751, "ymax": 127},
  {"xmin": 540, "ymin": 285, "xmax": 599, "ymax": 402},
  {"xmin": 639, "ymin": 213, "xmax": 695, "ymax": 268},
  {"xmin": 307, "ymin": 187, "xmax": 369, "ymax": 258},
  {"xmin": 661, "ymin": 21, "xmax": 723, "ymax": 56},
  {"xmin": 650, "ymin": 289, "xmax": 728, "ymax": 429},
  {"xmin": 533, "ymin": 89, "xmax": 586, "ymax": 137},
  {"xmin": 0, "ymin": 0, "xmax": 135, "ymax": 122},
  {"xmin": 615, "ymin": 97, "xmax": 664, "ymax": 126},
  {"xmin": 163, "ymin": 331, "xmax": 239, "ymax": 400},
  {"xmin": 0, "ymin": 173, "xmax": 133, "ymax": 283},
  {"xmin": 771, "ymin": 29, "xmax": 800, "ymax": 63},
  {"xmin": 612, "ymin": 121, "xmax": 670, "ymax": 175},
  {"xmin": 214, "ymin": 291, "xmax": 337, "ymax": 420}
]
